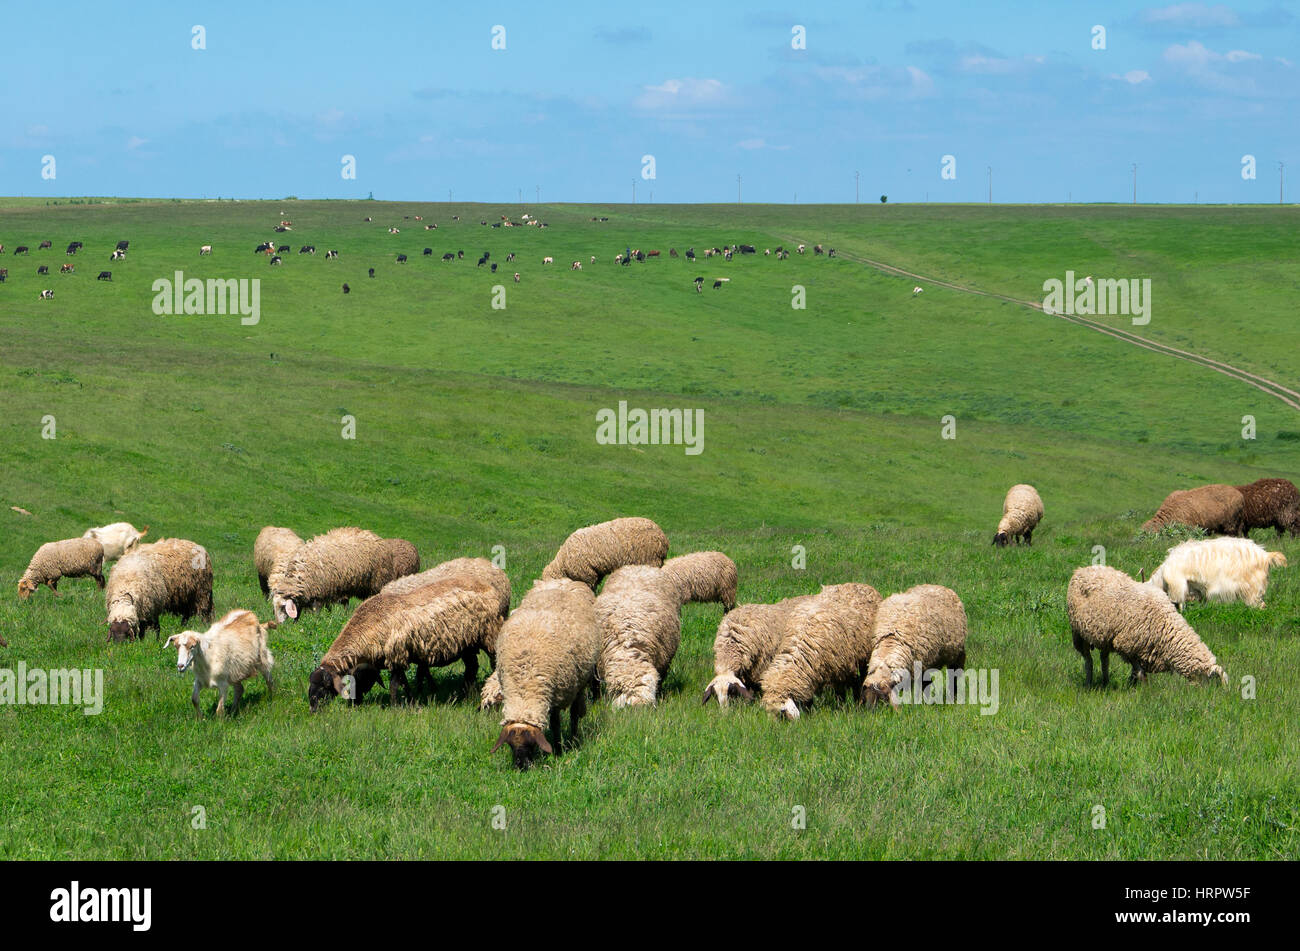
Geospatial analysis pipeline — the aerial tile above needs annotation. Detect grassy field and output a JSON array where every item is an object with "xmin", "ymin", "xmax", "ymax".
[{"xmin": 1, "ymin": 198, "xmax": 1297, "ymax": 859}]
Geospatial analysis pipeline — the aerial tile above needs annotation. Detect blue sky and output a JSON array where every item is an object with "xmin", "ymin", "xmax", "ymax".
[{"xmin": 5, "ymin": 1, "xmax": 1298, "ymax": 203}]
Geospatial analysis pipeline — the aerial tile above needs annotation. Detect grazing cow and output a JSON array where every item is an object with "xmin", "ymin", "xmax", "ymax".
[
  {"xmin": 38, "ymin": 240, "xmax": 52, "ymax": 250},
  {"xmin": 703, "ymin": 249, "xmax": 714, "ymax": 259},
  {"xmin": 713, "ymin": 278, "xmax": 730, "ymax": 289},
  {"xmin": 647, "ymin": 250, "xmax": 661, "ymax": 258},
  {"xmin": 368, "ymin": 268, "xmax": 376, "ymax": 278},
  {"xmin": 480, "ymin": 220, "xmax": 487, "ymax": 226},
  {"xmin": 491, "ymin": 263, "xmax": 498, "ymax": 273},
  {"xmin": 39, "ymin": 289, "xmax": 54, "ymax": 299},
  {"xmin": 477, "ymin": 255, "xmax": 488, "ymax": 267},
  {"xmin": 277, "ymin": 244, "xmax": 290, "ymax": 253},
  {"xmin": 797, "ymin": 244, "xmax": 806, "ymax": 254},
  {"xmin": 0, "ymin": 245, "xmax": 5, "ymax": 254},
  {"xmin": 669, "ymin": 248, "xmax": 678, "ymax": 258},
  {"xmin": 739, "ymin": 245, "xmax": 756, "ymax": 254},
  {"xmin": 115, "ymin": 240, "xmax": 129, "ymax": 251},
  {"xmin": 636, "ymin": 251, "xmax": 645, "ymax": 262},
  {"xmin": 543, "ymin": 256, "xmax": 553, "ymax": 264},
  {"xmin": 513, "ymin": 272, "xmax": 520, "ymax": 283},
  {"xmin": 491, "ymin": 222, "xmax": 502, "ymax": 228},
  {"xmin": 111, "ymin": 249, "xmax": 126, "ymax": 261},
  {"xmin": 621, "ymin": 254, "xmax": 631, "ymax": 267},
  {"xmin": 0, "ymin": 267, "xmax": 7, "ymax": 282},
  {"xmin": 423, "ymin": 248, "xmax": 433, "ymax": 256},
  {"xmin": 452, "ymin": 215, "xmax": 460, "ymax": 221},
  {"xmin": 37, "ymin": 265, "xmax": 49, "ymax": 275},
  {"xmin": 388, "ymin": 227, "xmax": 401, "ymax": 234},
  {"xmin": 442, "ymin": 252, "xmax": 455, "ymax": 261},
  {"xmin": 365, "ymin": 216, "xmax": 373, "ymax": 222},
  {"xmin": 269, "ymin": 256, "xmax": 282, "ymax": 266},
  {"xmin": 685, "ymin": 248, "xmax": 696, "ymax": 261},
  {"xmin": 615, "ymin": 254, "xmax": 624, "ymax": 264},
  {"xmin": 590, "ymin": 255, "xmax": 597, "ymax": 265},
  {"xmin": 97, "ymin": 271, "xmax": 112, "ymax": 281},
  {"xmin": 275, "ymin": 226, "xmax": 289, "ymax": 233},
  {"xmin": 200, "ymin": 245, "xmax": 213, "ymax": 255},
  {"xmin": 60, "ymin": 264, "xmax": 74, "ymax": 274},
  {"xmin": 571, "ymin": 261, "xmax": 582, "ymax": 270},
  {"xmin": 342, "ymin": 283, "xmax": 350, "ymax": 294},
  {"xmin": 396, "ymin": 254, "xmax": 408, "ymax": 263},
  {"xmin": 457, "ymin": 250, "xmax": 464, "ymax": 260},
  {"xmin": 15, "ymin": 246, "xmax": 30, "ymax": 255},
  {"xmin": 254, "ymin": 242, "xmax": 273, "ymax": 253},
  {"xmin": 724, "ymin": 251, "xmax": 733, "ymax": 261},
  {"xmin": 813, "ymin": 244, "xmax": 824, "ymax": 255},
  {"xmin": 326, "ymin": 250, "xmax": 338, "ymax": 259},
  {"xmin": 298, "ymin": 246, "xmax": 315, "ymax": 254},
  {"xmin": 827, "ymin": 248, "xmax": 836, "ymax": 258},
  {"xmin": 912, "ymin": 286, "xmax": 924, "ymax": 296},
  {"xmin": 694, "ymin": 276, "xmax": 705, "ymax": 284},
  {"xmin": 506, "ymin": 252, "xmax": 515, "ymax": 262}
]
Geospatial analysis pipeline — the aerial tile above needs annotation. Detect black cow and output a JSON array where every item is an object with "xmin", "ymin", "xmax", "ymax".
[
  {"xmin": 269, "ymin": 256, "xmax": 282, "ymax": 266},
  {"xmin": 368, "ymin": 268, "xmax": 376, "ymax": 278},
  {"xmin": 298, "ymin": 245, "xmax": 315, "ymax": 254},
  {"xmin": 477, "ymin": 255, "xmax": 487, "ymax": 267},
  {"xmin": 506, "ymin": 252, "xmax": 515, "ymax": 262},
  {"xmin": 255, "ymin": 242, "xmax": 273, "ymax": 253},
  {"xmin": 38, "ymin": 264, "xmax": 51, "ymax": 274},
  {"xmin": 38, "ymin": 240, "xmax": 52, "ymax": 250},
  {"xmin": 739, "ymin": 245, "xmax": 756, "ymax": 254},
  {"xmin": 97, "ymin": 271, "xmax": 112, "ymax": 281},
  {"xmin": 342, "ymin": 283, "xmax": 350, "ymax": 294},
  {"xmin": 423, "ymin": 248, "xmax": 433, "ymax": 256},
  {"xmin": 115, "ymin": 240, "xmax": 129, "ymax": 251},
  {"xmin": 277, "ymin": 244, "xmax": 290, "ymax": 253},
  {"xmin": 490, "ymin": 262, "xmax": 498, "ymax": 273},
  {"xmin": 326, "ymin": 250, "xmax": 339, "ymax": 259},
  {"xmin": 685, "ymin": 248, "xmax": 695, "ymax": 261},
  {"xmin": 15, "ymin": 246, "xmax": 30, "ymax": 255},
  {"xmin": 442, "ymin": 253, "xmax": 455, "ymax": 261},
  {"xmin": 457, "ymin": 250, "xmax": 464, "ymax": 259},
  {"xmin": 827, "ymin": 248, "xmax": 836, "ymax": 258},
  {"xmin": 713, "ymin": 280, "xmax": 724, "ymax": 289},
  {"xmin": 396, "ymin": 254, "xmax": 408, "ymax": 263}
]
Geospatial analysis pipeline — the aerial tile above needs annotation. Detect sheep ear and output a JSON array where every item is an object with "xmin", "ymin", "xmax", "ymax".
[
  {"xmin": 535, "ymin": 729, "xmax": 554, "ymax": 755},
  {"xmin": 701, "ymin": 684, "xmax": 716, "ymax": 705},
  {"xmin": 284, "ymin": 599, "xmax": 298, "ymax": 619},
  {"xmin": 1138, "ymin": 568, "xmax": 1146, "ymax": 582},
  {"xmin": 727, "ymin": 681, "xmax": 753, "ymax": 700},
  {"xmin": 331, "ymin": 672, "xmax": 348, "ymax": 697},
  {"xmin": 164, "ymin": 634, "xmax": 180, "ymax": 648},
  {"xmin": 490, "ymin": 727, "xmax": 510, "ymax": 753},
  {"xmin": 888, "ymin": 690, "xmax": 903, "ymax": 711}
]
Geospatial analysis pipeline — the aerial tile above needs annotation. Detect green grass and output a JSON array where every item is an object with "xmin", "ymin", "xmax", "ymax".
[{"xmin": 1, "ymin": 199, "xmax": 1297, "ymax": 859}]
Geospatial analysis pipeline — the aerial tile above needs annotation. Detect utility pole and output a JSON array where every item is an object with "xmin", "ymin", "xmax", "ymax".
[
  {"xmin": 987, "ymin": 166, "xmax": 992, "ymax": 204},
  {"xmin": 1132, "ymin": 163, "xmax": 1137, "ymax": 205},
  {"xmin": 518, "ymin": 188, "xmax": 522, "ymax": 205},
  {"xmin": 632, "ymin": 180, "xmax": 636, "ymax": 204},
  {"xmin": 737, "ymin": 174, "xmax": 742, "ymax": 204},
  {"xmin": 855, "ymin": 170, "xmax": 859, "ymax": 203},
  {"xmin": 448, "ymin": 189, "xmax": 452, "ymax": 202},
  {"xmin": 536, "ymin": 185, "xmax": 540, "ymax": 203},
  {"xmin": 1281, "ymin": 162, "xmax": 1285, "ymax": 204}
]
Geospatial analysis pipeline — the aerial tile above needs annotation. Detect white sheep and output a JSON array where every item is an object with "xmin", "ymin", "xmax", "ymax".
[
  {"xmin": 166, "ymin": 609, "xmax": 274, "ymax": 716},
  {"xmin": 1146, "ymin": 537, "xmax": 1287, "ymax": 612},
  {"xmin": 83, "ymin": 522, "xmax": 149, "ymax": 560},
  {"xmin": 993, "ymin": 484, "xmax": 1043, "ymax": 546}
]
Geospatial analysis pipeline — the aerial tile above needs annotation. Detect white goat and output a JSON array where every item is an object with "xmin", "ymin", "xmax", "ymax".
[
  {"xmin": 1146, "ymin": 537, "xmax": 1287, "ymax": 612},
  {"xmin": 165, "ymin": 609, "xmax": 274, "ymax": 716}
]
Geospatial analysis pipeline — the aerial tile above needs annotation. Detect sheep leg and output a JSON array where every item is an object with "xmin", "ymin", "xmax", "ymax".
[
  {"xmin": 1099, "ymin": 650, "xmax": 1111, "ymax": 687},
  {"xmin": 1073, "ymin": 632, "xmax": 1093, "ymax": 687},
  {"xmin": 215, "ymin": 683, "xmax": 228, "ymax": 716},
  {"xmin": 229, "ymin": 682, "xmax": 244, "ymax": 715},
  {"xmin": 569, "ymin": 692, "xmax": 587, "ymax": 747},
  {"xmin": 389, "ymin": 664, "xmax": 408, "ymax": 705},
  {"xmin": 1024, "ymin": 529, "xmax": 1034, "ymax": 546},
  {"xmin": 192, "ymin": 682, "xmax": 202, "ymax": 717},
  {"xmin": 263, "ymin": 666, "xmax": 274, "ymax": 700},
  {"xmin": 93, "ymin": 572, "xmax": 105, "ymax": 589},
  {"xmin": 549, "ymin": 710, "xmax": 563, "ymax": 756},
  {"xmin": 48, "ymin": 579, "xmax": 60, "ymax": 596},
  {"xmin": 460, "ymin": 652, "xmax": 479, "ymax": 694}
]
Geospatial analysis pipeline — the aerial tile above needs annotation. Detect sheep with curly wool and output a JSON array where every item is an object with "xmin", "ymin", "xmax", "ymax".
[
  {"xmin": 105, "ymin": 538, "xmax": 214, "ymax": 641},
  {"xmin": 253, "ymin": 526, "xmax": 302, "ymax": 598},
  {"xmin": 1141, "ymin": 484, "xmax": 1245, "ymax": 536},
  {"xmin": 19, "ymin": 537, "xmax": 105, "ymax": 599},
  {"xmin": 701, "ymin": 593, "xmax": 819, "ymax": 706},
  {"xmin": 269, "ymin": 527, "xmax": 420, "ymax": 623},
  {"xmin": 166, "ymin": 609, "xmax": 274, "ymax": 717},
  {"xmin": 759, "ymin": 582, "xmax": 882, "ymax": 719},
  {"xmin": 660, "ymin": 551, "xmax": 738, "ymax": 612},
  {"xmin": 540, "ymin": 517, "xmax": 669, "ymax": 589},
  {"xmin": 993, "ymin": 484, "xmax": 1043, "ymax": 546},
  {"xmin": 861, "ymin": 585, "xmax": 968, "ymax": 709},
  {"xmin": 594, "ymin": 564, "xmax": 684, "ymax": 707},
  {"xmin": 492, "ymin": 578, "xmax": 599, "ymax": 769},
  {"xmin": 1233, "ymin": 478, "xmax": 1300, "ymax": 537},
  {"xmin": 1067, "ymin": 564, "xmax": 1227, "ymax": 687},
  {"xmin": 1146, "ymin": 536, "xmax": 1286, "ymax": 612}
]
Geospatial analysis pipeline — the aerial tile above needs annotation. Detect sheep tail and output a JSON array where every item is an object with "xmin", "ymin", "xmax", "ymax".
[{"xmin": 1268, "ymin": 552, "xmax": 1287, "ymax": 568}]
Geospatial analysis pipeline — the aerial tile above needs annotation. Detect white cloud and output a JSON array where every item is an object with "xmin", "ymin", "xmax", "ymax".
[
  {"xmin": 126, "ymin": 136, "xmax": 148, "ymax": 150},
  {"xmin": 1141, "ymin": 3, "xmax": 1240, "ymax": 29},
  {"xmin": 1110, "ymin": 69, "xmax": 1153, "ymax": 84},
  {"xmin": 812, "ymin": 64, "xmax": 934, "ymax": 100},
  {"xmin": 736, "ymin": 138, "xmax": 790, "ymax": 151},
  {"xmin": 634, "ymin": 78, "xmax": 727, "ymax": 111}
]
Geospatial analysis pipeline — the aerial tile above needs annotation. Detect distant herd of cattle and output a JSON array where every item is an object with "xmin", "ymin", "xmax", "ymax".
[{"xmin": 1, "ymin": 213, "xmax": 840, "ymax": 299}]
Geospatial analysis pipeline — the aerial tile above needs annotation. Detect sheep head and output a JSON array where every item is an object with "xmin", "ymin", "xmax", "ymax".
[
  {"xmin": 700, "ymin": 673, "xmax": 752, "ymax": 707},
  {"xmin": 107, "ymin": 594, "xmax": 139, "ymax": 641},
  {"xmin": 272, "ymin": 593, "xmax": 299, "ymax": 623},
  {"xmin": 1205, "ymin": 665, "xmax": 1229, "ymax": 688},
  {"xmin": 492, "ymin": 722, "xmax": 553, "ymax": 770},
  {"xmin": 17, "ymin": 577, "xmax": 37, "ymax": 600},
  {"xmin": 992, "ymin": 532, "xmax": 1009, "ymax": 547},
  {"xmin": 862, "ymin": 667, "xmax": 904, "ymax": 710}
]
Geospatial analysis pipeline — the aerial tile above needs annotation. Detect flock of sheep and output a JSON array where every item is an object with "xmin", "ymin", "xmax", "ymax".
[{"xmin": 13, "ymin": 473, "xmax": 1295, "ymax": 768}]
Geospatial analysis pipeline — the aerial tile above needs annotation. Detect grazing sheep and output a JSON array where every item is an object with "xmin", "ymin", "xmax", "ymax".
[
  {"xmin": 1067, "ymin": 565, "xmax": 1227, "ymax": 687},
  {"xmin": 492, "ymin": 578, "xmax": 600, "ymax": 768},
  {"xmin": 701, "ymin": 593, "xmax": 820, "ymax": 706},
  {"xmin": 253, "ymin": 526, "xmax": 303, "ymax": 598},
  {"xmin": 760, "ymin": 583, "xmax": 883, "ymax": 719},
  {"xmin": 105, "ymin": 538, "xmax": 214, "ymax": 641},
  {"xmin": 18, "ymin": 538, "xmax": 106, "ymax": 599},
  {"xmin": 166, "ymin": 609, "xmax": 274, "ymax": 717},
  {"xmin": 861, "ymin": 585, "xmax": 968, "ymax": 709},
  {"xmin": 268, "ymin": 527, "xmax": 419, "ymax": 623},
  {"xmin": 381, "ymin": 556, "xmax": 511, "ymax": 620},
  {"xmin": 1146, "ymin": 536, "xmax": 1287, "ymax": 611},
  {"xmin": 1142, "ymin": 484, "xmax": 1245, "ymax": 536},
  {"xmin": 993, "ymin": 484, "xmax": 1044, "ymax": 547},
  {"xmin": 83, "ymin": 522, "xmax": 148, "ymax": 560},
  {"xmin": 1233, "ymin": 478, "xmax": 1300, "ymax": 537},
  {"xmin": 541, "ymin": 516, "xmax": 670, "ymax": 590},
  {"xmin": 593, "ymin": 565, "xmax": 684, "ymax": 708},
  {"xmin": 380, "ymin": 578, "xmax": 509, "ymax": 702},
  {"xmin": 660, "ymin": 551, "xmax": 737, "ymax": 612}
]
